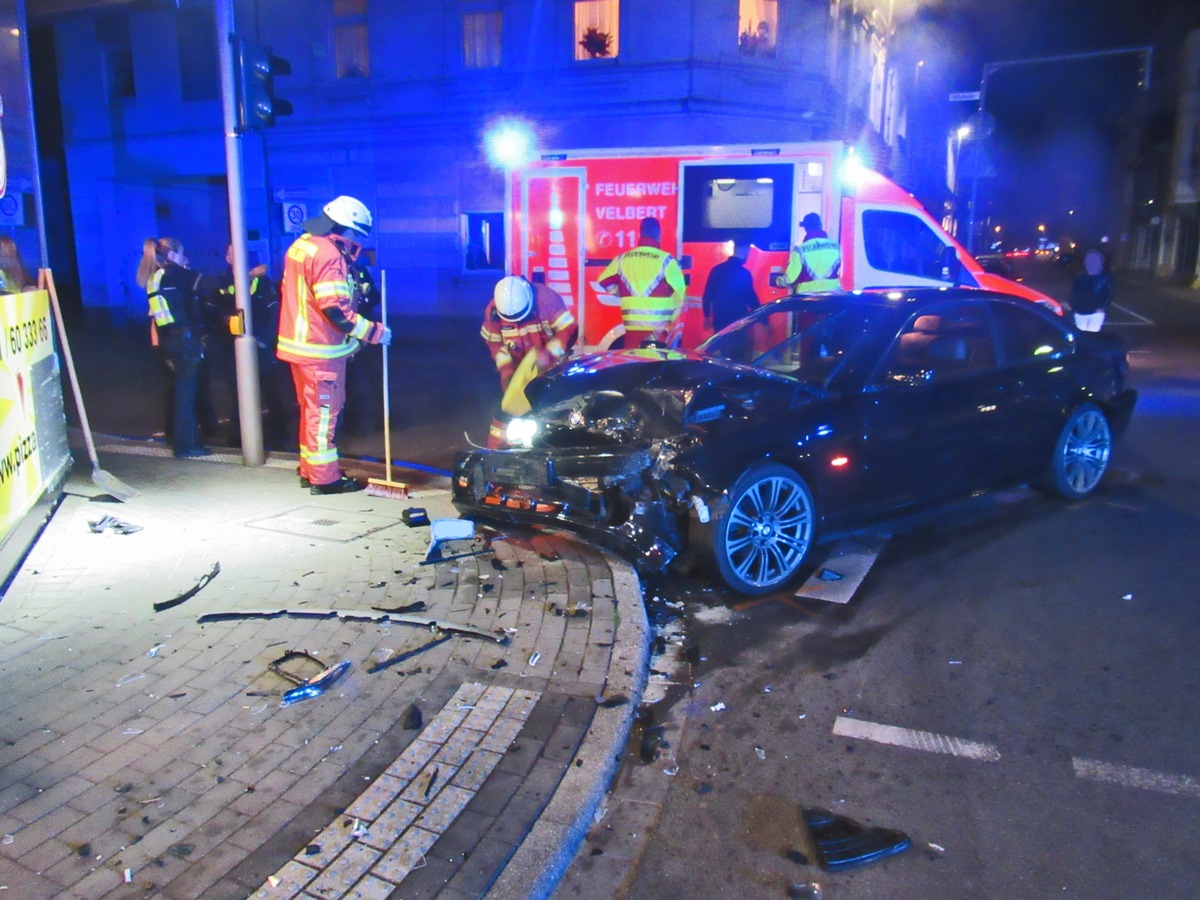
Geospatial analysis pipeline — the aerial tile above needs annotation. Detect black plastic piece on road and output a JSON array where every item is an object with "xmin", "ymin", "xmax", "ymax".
[
  {"xmin": 370, "ymin": 601, "xmax": 428, "ymax": 615},
  {"xmin": 154, "ymin": 562, "xmax": 221, "ymax": 613},
  {"xmin": 366, "ymin": 634, "xmax": 454, "ymax": 674},
  {"xmin": 803, "ymin": 807, "xmax": 911, "ymax": 870}
]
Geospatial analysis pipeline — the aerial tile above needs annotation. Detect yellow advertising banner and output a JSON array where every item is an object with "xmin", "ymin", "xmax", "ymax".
[{"xmin": 0, "ymin": 289, "xmax": 54, "ymax": 535}]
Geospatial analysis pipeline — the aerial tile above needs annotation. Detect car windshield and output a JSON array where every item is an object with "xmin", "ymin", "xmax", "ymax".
[{"xmin": 699, "ymin": 302, "xmax": 888, "ymax": 388}]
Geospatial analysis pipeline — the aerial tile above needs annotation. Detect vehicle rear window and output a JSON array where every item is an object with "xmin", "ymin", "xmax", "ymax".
[{"xmin": 990, "ymin": 301, "xmax": 1071, "ymax": 363}]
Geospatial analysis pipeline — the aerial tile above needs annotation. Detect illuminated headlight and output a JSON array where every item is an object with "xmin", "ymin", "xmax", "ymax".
[{"xmin": 506, "ymin": 417, "xmax": 539, "ymax": 448}]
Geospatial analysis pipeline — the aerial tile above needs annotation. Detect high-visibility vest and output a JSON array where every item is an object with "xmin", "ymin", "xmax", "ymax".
[
  {"xmin": 598, "ymin": 243, "xmax": 686, "ymax": 337},
  {"xmin": 785, "ymin": 236, "xmax": 842, "ymax": 293}
]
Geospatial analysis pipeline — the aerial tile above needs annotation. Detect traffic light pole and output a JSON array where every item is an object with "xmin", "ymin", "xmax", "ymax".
[
  {"xmin": 965, "ymin": 46, "xmax": 1152, "ymax": 255},
  {"xmin": 215, "ymin": 0, "xmax": 264, "ymax": 466}
]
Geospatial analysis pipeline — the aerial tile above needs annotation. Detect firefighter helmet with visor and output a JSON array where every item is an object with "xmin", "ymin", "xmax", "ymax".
[
  {"xmin": 323, "ymin": 196, "xmax": 373, "ymax": 240},
  {"xmin": 494, "ymin": 276, "xmax": 533, "ymax": 322}
]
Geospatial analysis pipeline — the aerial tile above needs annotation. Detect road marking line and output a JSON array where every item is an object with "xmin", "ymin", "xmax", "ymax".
[
  {"xmin": 1108, "ymin": 303, "xmax": 1154, "ymax": 325},
  {"xmin": 1072, "ymin": 757, "xmax": 1200, "ymax": 800},
  {"xmin": 833, "ymin": 716, "xmax": 1001, "ymax": 762}
]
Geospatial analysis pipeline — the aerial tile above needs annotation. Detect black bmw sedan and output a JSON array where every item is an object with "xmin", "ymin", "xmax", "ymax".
[{"xmin": 453, "ymin": 289, "xmax": 1137, "ymax": 595}]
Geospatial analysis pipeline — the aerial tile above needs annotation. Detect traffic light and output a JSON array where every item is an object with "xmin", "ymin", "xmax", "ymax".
[{"xmin": 235, "ymin": 39, "xmax": 292, "ymax": 131}]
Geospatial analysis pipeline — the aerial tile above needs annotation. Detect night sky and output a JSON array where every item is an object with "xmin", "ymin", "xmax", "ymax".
[{"xmin": 899, "ymin": 0, "xmax": 1200, "ymax": 249}]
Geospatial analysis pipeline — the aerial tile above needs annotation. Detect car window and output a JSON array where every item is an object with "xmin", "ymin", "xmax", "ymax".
[
  {"xmin": 990, "ymin": 301, "xmax": 1072, "ymax": 363},
  {"xmin": 703, "ymin": 302, "xmax": 886, "ymax": 388},
  {"xmin": 862, "ymin": 209, "xmax": 951, "ymax": 281},
  {"xmin": 880, "ymin": 302, "xmax": 996, "ymax": 384}
]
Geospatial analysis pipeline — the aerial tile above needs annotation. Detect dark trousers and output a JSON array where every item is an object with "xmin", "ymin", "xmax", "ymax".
[{"xmin": 160, "ymin": 330, "xmax": 203, "ymax": 455}]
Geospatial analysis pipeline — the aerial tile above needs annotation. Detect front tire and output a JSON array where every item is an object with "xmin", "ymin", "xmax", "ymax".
[
  {"xmin": 1048, "ymin": 403, "xmax": 1112, "ymax": 499},
  {"xmin": 708, "ymin": 463, "xmax": 816, "ymax": 595}
]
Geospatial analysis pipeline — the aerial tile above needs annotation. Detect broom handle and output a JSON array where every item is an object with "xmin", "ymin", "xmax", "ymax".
[
  {"xmin": 41, "ymin": 268, "xmax": 102, "ymax": 468},
  {"xmin": 380, "ymin": 269, "xmax": 392, "ymax": 482}
]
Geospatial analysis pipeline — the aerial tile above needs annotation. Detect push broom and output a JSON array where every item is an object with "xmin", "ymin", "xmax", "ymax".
[
  {"xmin": 366, "ymin": 269, "xmax": 408, "ymax": 500},
  {"xmin": 41, "ymin": 268, "xmax": 139, "ymax": 502}
]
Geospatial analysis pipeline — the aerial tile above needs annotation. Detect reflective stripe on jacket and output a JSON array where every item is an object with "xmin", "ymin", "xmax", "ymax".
[
  {"xmin": 597, "ymin": 241, "xmax": 686, "ymax": 337},
  {"xmin": 277, "ymin": 233, "xmax": 383, "ymax": 364},
  {"xmin": 785, "ymin": 235, "xmax": 842, "ymax": 293}
]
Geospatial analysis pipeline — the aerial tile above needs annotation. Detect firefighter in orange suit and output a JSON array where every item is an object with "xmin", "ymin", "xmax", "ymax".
[
  {"xmin": 481, "ymin": 275, "xmax": 576, "ymax": 448},
  {"xmin": 278, "ymin": 196, "xmax": 392, "ymax": 494},
  {"xmin": 597, "ymin": 216, "xmax": 687, "ymax": 348}
]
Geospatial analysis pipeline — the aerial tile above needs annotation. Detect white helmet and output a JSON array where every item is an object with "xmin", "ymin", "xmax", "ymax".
[
  {"xmin": 323, "ymin": 195, "xmax": 372, "ymax": 239},
  {"xmin": 494, "ymin": 276, "xmax": 533, "ymax": 321}
]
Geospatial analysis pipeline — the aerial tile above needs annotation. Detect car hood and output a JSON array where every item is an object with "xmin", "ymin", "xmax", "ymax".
[{"xmin": 527, "ymin": 347, "xmax": 807, "ymax": 444}]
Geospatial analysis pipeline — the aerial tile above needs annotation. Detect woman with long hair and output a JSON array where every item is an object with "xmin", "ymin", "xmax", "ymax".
[{"xmin": 138, "ymin": 237, "xmax": 210, "ymax": 457}]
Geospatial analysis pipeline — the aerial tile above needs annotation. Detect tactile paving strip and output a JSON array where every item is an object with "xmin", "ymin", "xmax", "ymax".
[{"xmin": 250, "ymin": 682, "xmax": 540, "ymax": 899}]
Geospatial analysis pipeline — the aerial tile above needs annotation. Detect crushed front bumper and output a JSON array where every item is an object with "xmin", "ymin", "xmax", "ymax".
[{"xmin": 451, "ymin": 446, "xmax": 684, "ymax": 571}]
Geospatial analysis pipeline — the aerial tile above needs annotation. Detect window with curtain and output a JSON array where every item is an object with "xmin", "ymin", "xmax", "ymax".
[
  {"xmin": 463, "ymin": 11, "xmax": 502, "ymax": 69},
  {"xmin": 738, "ymin": 0, "xmax": 777, "ymax": 58},
  {"xmin": 574, "ymin": 0, "xmax": 619, "ymax": 61},
  {"xmin": 333, "ymin": 0, "xmax": 370, "ymax": 78}
]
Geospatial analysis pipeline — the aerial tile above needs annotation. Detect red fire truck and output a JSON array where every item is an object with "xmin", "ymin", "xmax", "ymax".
[{"xmin": 505, "ymin": 142, "xmax": 1061, "ymax": 351}]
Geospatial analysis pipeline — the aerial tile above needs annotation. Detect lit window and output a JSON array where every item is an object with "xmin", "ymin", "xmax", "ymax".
[
  {"xmin": 574, "ymin": 0, "xmax": 619, "ymax": 61},
  {"xmin": 463, "ymin": 11, "xmax": 502, "ymax": 69},
  {"xmin": 738, "ymin": 0, "xmax": 777, "ymax": 58},
  {"xmin": 333, "ymin": 0, "xmax": 369, "ymax": 79}
]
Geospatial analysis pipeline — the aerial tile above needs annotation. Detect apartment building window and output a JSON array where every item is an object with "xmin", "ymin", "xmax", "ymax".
[
  {"xmin": 574, "ymin": 0, "xmax": 619, "ymax": 60},
  {"xmin": 96, "ymin": 15, "xmax": 134, "ymax": 101},
  {"xmin": 464, "ymin": 212, "xmax": 505, "ymax": 271},
  {"xmin": 738, "ymin": 0, "xmax": 777, "ymax": 58},
  {"xmin": 333, "ymin": 0, "xmax": 370, "ymax": 78},
  {"xmin": 463, "ymin": 11, "xmax": 502, "ymax": 69}
]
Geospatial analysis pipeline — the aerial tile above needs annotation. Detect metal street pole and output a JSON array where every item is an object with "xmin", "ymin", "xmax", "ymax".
[
  {"xmin": 215, "ymin": 0, "xmax": 264, "ymax": 465},
  {"xmin": 965, "ymin": 46, "xmax": 1153, "ymax": 256}
]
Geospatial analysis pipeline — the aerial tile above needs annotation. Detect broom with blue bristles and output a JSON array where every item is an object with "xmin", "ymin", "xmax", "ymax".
[{"xmin": 366, "ymin": 269, "xmax": 409, "ymax": 500}]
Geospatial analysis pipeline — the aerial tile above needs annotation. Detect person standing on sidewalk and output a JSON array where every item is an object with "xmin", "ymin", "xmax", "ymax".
[
  {"xmin": 1070, "ymin": 249, "xmax": 1114, "ymax": 332},
  {"xmin": 277, "ymin": 196, "xmax": 391, "ymax": 494},
  {"xmin": 598, "ymin": 216, "xmax": 686, "ymax": 348},
  {"xmin": 136, "ymin": 237, "xmax": 210, "ymax": 458}
]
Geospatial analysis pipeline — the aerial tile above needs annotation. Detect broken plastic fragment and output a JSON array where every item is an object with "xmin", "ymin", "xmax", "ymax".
[
  {"xmin": 928, "ymin": 842, "xmax": 945, "ymax": 853},
  {"xmin": 710, "ymin": 702, "xmax": 726, "ymax": 712},
  {"xmin": 754, "ymin": 746, "xmax": 766, "ymax": 760},
  {"xmin": 663, "ymin": 765, "xmax": 679, "ymax": 776},
  {"xmin": 280, "ymin": 660, "xmax": 351, "ymax": 707},
  {"xmin": 267, "ymin": 875, "xmax": 281, "ymax": 888},
  {"xmin": 147, "ymin": 643, "xmax": 164, "ymax": 658},
  {"xmin": 803, "ymin": 808, "xmax": 910, "ymax": 870},
  {"xmin": 817, "ymin": 568, "xmax": 845, "ymax": 582},
  {"xmin": 123, "ymin": 869, "xmax": 133, "ymax": 884},
  {"xmin": 154, "ymin": 562, "xmax": 220, "ymax": 613},
  {"xmin": 1, "ymin": 835, "xmax": 11, "ymax": 845},
  {"xmin": 1122, "ymin": 593, "xmax": 1133, "ymax": 600},
  {"xmin": 528, "ymin": 652, "xmax": 541, "ymax": 667},
  {"xmin": 115, "ymin": 672, "xmax": 145, "ymax": 687},
  {"xmin": 351, "ymin": 819, "xmax": 370, "ymax": 838}
]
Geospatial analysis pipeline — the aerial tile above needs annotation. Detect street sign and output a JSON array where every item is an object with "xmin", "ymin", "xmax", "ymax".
[
  {"xmin": 282, "ymin": 201, "xmax": 307, "ymax": 234},
  {"xmin": 949, "ymin": 91, "xmax": 981, "ymax": 102}
]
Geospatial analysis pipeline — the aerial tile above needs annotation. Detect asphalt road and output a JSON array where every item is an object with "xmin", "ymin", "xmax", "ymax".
[{"xmin": 565, "ymin": 260, "xmax": 1200, "ymax": 899}]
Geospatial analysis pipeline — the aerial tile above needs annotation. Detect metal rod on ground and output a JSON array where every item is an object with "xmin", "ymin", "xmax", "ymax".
[
  {"xmin": 367, "ymin": 268, "xmax": 408, "ymax": 499},
  {"xmin": 39, "ymin": 268, "xmax": 138, "ymax": 501}
]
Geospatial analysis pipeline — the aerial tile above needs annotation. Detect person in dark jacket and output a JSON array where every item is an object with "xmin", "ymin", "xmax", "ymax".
[
  {"xmin": 702, "ymin": 241, "xmax": 761, "ymax": 333},
  {"xmin": 1069, "ymin": 249, "xmax": 1114, "ymax": 332},
  {"xmin": 203, "ymin": 245, "xmax": 292, "ymax": 448},
  {"xmin": 136, "ymin": 237, "xmax": 209, "ymax": 457}
]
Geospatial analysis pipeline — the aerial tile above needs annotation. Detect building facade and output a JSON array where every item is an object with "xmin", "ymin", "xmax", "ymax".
[{"xmin": 32, "ymin": 0, "xmax": 909, "ymax": 318}]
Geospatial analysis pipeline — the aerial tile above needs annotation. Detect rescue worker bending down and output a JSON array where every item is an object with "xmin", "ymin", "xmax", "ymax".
[
  {"xmin": 481, "ymin": 275, "xmax": 577, "ymax": 448},
  {"xmin": 277, "ymin": 196, "xmax": 391, "ymax": 494},
  {"xmin": 784, "ymin": 212, "xmax": 842, "ymax": 293},
  {"xmin": 597, "ymin": 216, "xmax": 686, "ymax": 347}
]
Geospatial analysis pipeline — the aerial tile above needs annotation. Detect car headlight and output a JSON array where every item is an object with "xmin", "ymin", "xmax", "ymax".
[{"xmin": 506, "ymin": 417, "xmax": 539, "ymax": 448}]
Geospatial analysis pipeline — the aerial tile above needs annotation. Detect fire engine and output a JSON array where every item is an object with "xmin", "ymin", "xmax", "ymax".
[{"xmin": 505, "ymin": 142, "xmax": 1061, "ymax": 351}]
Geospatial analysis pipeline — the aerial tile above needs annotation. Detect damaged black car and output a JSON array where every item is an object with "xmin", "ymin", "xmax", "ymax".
[{"xmin": 453, "ymin": 288, "xmax": 1137, "ymax": 595}]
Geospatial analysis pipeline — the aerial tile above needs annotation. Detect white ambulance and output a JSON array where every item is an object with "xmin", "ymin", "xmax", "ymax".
[{"xmin": 505, "ymin": 142, "xmax": 1061, "ymax": 350}]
